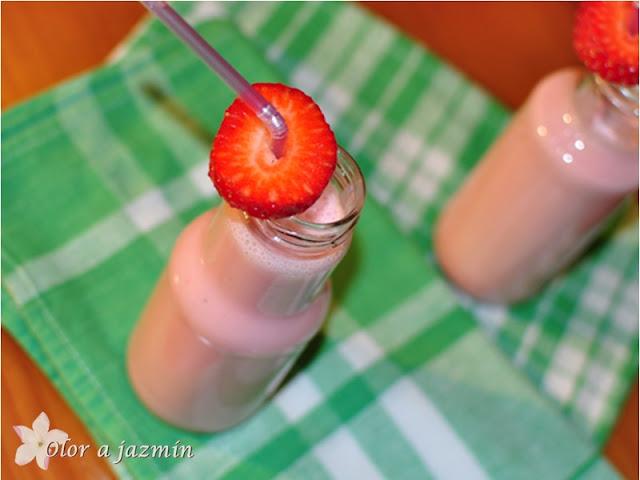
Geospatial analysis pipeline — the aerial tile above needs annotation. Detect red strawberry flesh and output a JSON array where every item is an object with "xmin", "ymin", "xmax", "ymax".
[
  {"xmin": 573, "ymin": 1, "xmax": 639, "ymax": 85},
  {"xmin": 209, "ymin": 83, "xmax": 337, "ymax": 219}
]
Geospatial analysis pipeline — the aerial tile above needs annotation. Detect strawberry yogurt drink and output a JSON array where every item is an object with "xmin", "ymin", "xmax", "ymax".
[
  {"xmin": 128, "ymin": 85, "xmax": 365, "ymax": 431},
  {"xmin": 435, "ymin": 2, "xmax": 638, "ymax": 303}
]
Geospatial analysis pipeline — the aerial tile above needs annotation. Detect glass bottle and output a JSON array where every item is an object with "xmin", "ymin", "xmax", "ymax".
[
  {"xmin": 127, "ymin": 148, "xmax": 365, "ymax": 431},
  {"xmin": 435, "ymin": 68, "xmax": 638, "ymax": 303}
]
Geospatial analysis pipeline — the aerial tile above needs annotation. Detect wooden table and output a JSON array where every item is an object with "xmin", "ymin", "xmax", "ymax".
[{"xmin": 2, "ymin": 2, "xmax": 637, "ymax": 479}]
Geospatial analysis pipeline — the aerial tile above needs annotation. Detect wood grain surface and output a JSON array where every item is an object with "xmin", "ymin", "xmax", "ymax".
[{"xmin": 2, "ymin": 2, "xmax": 637, "ymax": 479}]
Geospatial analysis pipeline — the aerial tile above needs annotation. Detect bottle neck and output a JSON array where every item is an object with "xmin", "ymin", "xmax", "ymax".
[
  {"xmin": 250, "ymin": 147, "xmax": 366, "ymax": 256},
  {"xmin": 574, "ymin": 73, "xmax": 639, "ymax": 151},
  {"xmin": 205, "ymin": 147, "xmax": 365, "ymax": 317}
]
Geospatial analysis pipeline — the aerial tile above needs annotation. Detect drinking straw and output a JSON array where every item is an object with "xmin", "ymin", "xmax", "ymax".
[{"xmin": 141, "ymin": 1, "xmax": 288, "ymax": 157}]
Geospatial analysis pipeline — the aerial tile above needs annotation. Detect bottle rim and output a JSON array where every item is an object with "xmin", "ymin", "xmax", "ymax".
[
  {"xmin": 255, "ymin": 146, "xmax": 366, "ymax": 250},
  {"xmin": 594, "ymin": 74, "xmax": 639, "ymax": 118}
]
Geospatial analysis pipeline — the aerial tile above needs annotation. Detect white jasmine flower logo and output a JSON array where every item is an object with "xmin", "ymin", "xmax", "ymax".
[{"xmin": 13, "ymin": 412, "xmax": 68, "ymax": 470}]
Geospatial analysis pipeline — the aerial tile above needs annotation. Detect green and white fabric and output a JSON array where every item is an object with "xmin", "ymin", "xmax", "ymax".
[
  {"xmin": 2, "ymin": 2, "xmax": 636, "ymax": 479},
  {"xmin": 129, "ymin": 0, "xmax": 638, "ymax": 445}
]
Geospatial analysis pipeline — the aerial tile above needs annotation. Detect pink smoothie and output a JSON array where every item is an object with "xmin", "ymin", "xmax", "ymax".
[
  {"xmin": 435, "ymin": 69, "xmax": 638, "ymax": 302},
  {"xmin": 128, "ymin": 186, "xmax": 349, "ymax": 431}
]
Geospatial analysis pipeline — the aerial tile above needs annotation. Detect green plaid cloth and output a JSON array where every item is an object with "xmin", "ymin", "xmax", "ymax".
[
  {"xmin": 127, "ymin": 1, "xmax": 638, "ymax": 444},
  {"xmin": 2, "ymin": 2, "xmax": 634, "ymax": 479}
]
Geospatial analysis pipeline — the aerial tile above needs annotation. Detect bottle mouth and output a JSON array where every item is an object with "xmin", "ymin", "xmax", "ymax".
[
  {"xmin": 594, "ymin": 74, "xmax": 639, "ymax": 118},
  {"xmin": 256, "ymin": 147, "xmax": 366, "ymax": 250}
]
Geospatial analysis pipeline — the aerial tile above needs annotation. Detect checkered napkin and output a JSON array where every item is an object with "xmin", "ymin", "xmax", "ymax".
[
  {"xmin": 128, "ymin": 0, "xmax": 638, "ymax": 445},
  {"xmin": 2, "ymin": 2, "xmax": 633, "ymax": 479},
  {"xmin": 181, "ymin": 2, "xmax": 636, "ymax": 444}
]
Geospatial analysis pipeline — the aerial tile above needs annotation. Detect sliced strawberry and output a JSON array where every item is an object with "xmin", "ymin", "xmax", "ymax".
[
  {"xmin": 209, "ymin": 83, "xmax": 337, "ymax": 219},
  {"xmin": 573, "ymin": 1, "xmax": 639, "ymax": 85}
]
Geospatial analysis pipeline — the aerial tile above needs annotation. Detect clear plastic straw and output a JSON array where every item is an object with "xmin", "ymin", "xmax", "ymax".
[{"xmin": 142, "ymin": 1, "xmax": 288, "ymax": 157}]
